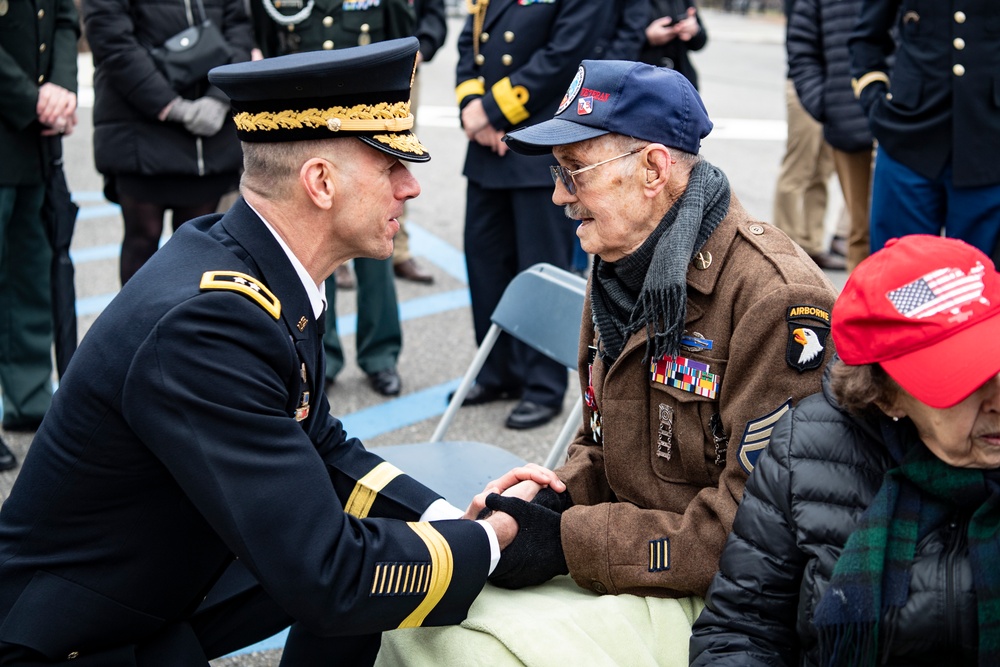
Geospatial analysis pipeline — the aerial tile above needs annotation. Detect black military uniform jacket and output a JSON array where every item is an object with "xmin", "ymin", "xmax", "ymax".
[
  {"xmin": 0, "ymin": 0, "xmax": 78, "ymax": 185},
  {"xmin": 252, "ymin": 0, "xmax": 415, "ymax": 57},
  {"xmin": 456, "ymin": 0, "xmax": 614, "ymax": 189},
  {"xmin": 849, "ymin": 0, "xmax": 1000, "ymax": 187},
  {"xmin": 0, "ymin": 199, "xmax": 489, "ymax": 663}
]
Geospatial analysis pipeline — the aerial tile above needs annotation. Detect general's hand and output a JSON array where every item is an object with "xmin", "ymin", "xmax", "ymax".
[
  {"xmin": 460, "ymin": 98, "xmax": 490, "ymax": 139},
  {"xmin": 484, "ymin": 510, "xmax": 518, "ymax": 549},
  {"xmin": 37, "ymin": 83, "xmax": 77, "ymax": 134},
  {"xmin": 464, "ymin": 463, "xmax": 565, "ymax": 519}
]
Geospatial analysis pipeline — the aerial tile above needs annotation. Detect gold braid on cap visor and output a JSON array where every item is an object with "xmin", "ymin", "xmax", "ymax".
[{"xmin": 234, "ymin": 101, "xmax": 414, "ymax": 134}]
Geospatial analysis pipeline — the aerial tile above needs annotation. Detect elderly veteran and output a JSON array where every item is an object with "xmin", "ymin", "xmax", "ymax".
[
  {"xmin": 375, "ymin": 60, "xmax": 836, "ymax": 667},
  {"xmin": 692, "ymin": 235, "xmax": 1000, "ymax": 666},
  {"xmin": 0, "ymin": 38, "xmax": 561, "ymax": 666}
]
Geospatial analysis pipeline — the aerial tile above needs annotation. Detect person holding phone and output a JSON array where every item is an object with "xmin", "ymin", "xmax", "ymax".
[{"xmin": 638, "ymin": 1, "xmax": 707, "ymax": 89}]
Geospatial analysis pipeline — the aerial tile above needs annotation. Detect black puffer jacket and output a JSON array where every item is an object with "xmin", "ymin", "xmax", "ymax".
[
  {"xmin": 689, "ymin": 372, "xmax": 979, "ymax": 666},
  {"xmin": 787, "ymin": 0, "xmax": 872, "ymax": 153},
  {"xmin": 84, "ymin": 0, "xmax": 253, "ymax": 177}
]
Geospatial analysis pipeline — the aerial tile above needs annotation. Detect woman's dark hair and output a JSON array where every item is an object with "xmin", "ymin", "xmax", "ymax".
[{"xmin": 829, "ymin": 358, "xmax": 899, "ymax": 415}]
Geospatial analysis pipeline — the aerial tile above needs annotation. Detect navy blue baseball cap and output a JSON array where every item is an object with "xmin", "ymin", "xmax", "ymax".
[
  {"xmin": 208, "ymin": 37, "xmax": 429, "ymax": 162},
  {"xmin": 504, "ymin": 60, "xmax": 713, "ymax": 156}
]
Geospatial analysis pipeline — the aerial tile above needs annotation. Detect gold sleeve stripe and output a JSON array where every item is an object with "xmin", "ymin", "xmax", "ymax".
[
  {"xmin": 398, "ymin": 523, "xmax": 454, "ymax": 628},
  {"xmin": 491, "ymin": 77, "xmax": 530, "ymax": 125},
  {"xmin": 456, "ymin": 78, "xmax": 486, "ymax": 105},
  {"xmin": 344, "ymin": 462, "xmax": 403, "ymax": 519},
  {"xmin": 851, "ymin": 71, "xmax": 890, "ymax": 99},
  {"xmin": 199, "ymin": 271, "xmax": 281, "ymax": 320}
]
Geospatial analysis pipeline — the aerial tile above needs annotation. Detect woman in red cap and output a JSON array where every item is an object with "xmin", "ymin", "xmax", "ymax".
[{"xmin": 690, "ymin": 234, "xmax": 1000, "ymax": 667}]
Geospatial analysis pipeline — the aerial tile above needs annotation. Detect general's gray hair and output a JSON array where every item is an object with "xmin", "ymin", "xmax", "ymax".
[{"xmin": 240, "ymin": 138, "xmax": 348, "ymax": 199}]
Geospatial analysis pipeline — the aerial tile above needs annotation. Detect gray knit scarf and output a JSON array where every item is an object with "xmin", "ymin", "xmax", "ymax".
[{"xmin": 591, "ymin": 159, "xmax": 731, "ymax": 363}]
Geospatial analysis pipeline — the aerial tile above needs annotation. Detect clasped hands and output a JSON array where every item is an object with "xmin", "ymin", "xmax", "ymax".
[
  {"xmin": 464, "ymin": 463, "xmax": 572, "ymax": 589},
  {"xmin": 38, "ymin": 82, "xmax": 78, "ymax": 136},
  {"xmin": 460, "ymin": 98, "xmax": 509, "ymax": 157}
]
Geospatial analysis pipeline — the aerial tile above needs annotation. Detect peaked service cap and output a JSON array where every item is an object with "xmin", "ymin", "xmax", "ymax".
[{"xmin": 208, "ymin": 37, "xmax": 429, "ymax": 162}]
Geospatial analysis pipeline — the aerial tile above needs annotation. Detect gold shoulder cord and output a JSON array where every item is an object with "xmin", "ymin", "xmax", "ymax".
[{"xmin": 465, "ymin": 0, "xmax": 490, "ymax": 61}]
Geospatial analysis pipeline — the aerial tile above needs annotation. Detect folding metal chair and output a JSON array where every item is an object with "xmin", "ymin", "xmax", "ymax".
[{"xmin": 375, "ymin": 263, "xmax": 587, "ymax": 507}]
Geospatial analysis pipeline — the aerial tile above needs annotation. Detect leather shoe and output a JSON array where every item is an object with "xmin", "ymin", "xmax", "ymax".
[
  {"xmin": 830, "ymin": 236, "xmax": 848, "ymax": 258},
  {"xmin": 449, "ymin": 384, "xmax": 521, "ymax": 406},
  {"xmin": 368, "ymin": 369, "xmax": 401, "ymax": 396},
  {"xmin": 505, "ymin": 400, "xmax": 561, "ymax": 430},
  {"xmin": 0, "ymin": 435, "xmax": 17, "ymax": 472},
  {"xmin": 393, "ymin": 257, "xmax": 434, "ymax": 284},
  {"xmin": 809, "ymin": 252, "xmax": 847, "ymax": 271},
  {"xmin": 334, "ymin": 264, "xmax": 355, "ymax": 290}
]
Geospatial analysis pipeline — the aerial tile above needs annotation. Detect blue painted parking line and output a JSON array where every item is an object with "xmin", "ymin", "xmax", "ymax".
[
  {"xmin": 70, "ymin": 242, "xmax": 120, "ymax": 264},
  {"xmin": 77, "ymin": 204, "xmax": 120, "ymax": 221},
  {"xmin": 72, "ymin": 191, "xmax": 110, "ymax": 203},
  {"xmin": 406, "ymin": 221, "xmax": 467, "ymax": 283}
]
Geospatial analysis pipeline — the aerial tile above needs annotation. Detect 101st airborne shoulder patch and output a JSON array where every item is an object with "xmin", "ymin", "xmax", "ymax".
[
  {"xmin": 200, "ymin": 271, "xmax": 281, "ymax": 320},
  {"xmin": 737, "ymin": 399, "xmax": 791, "ymax": 475},
  {"xmin": 785, "ymin": 304, "xmax": 830, "ymax": 372}
]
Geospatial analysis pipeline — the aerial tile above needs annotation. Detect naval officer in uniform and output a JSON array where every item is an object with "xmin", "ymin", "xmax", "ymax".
[
  {"xmin": 0, "ymin": 39, "xmax": 561, "ymax": 666},
  {"xmin": 455, "ymin": 0, "xmax": 615, "ymax": 430},
  {"xmin": 251, "ymin": 0, "xmax": 416, "ymax": 396}
]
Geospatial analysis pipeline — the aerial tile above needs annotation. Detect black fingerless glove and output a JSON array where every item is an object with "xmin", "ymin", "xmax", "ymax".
[
  {"xmin": 485, "ymin": 493, "xmax": 568, "ymax": 589},
  {"xmin": 858, "ymin": 80, "xmax": 888, "ymax": 118}
]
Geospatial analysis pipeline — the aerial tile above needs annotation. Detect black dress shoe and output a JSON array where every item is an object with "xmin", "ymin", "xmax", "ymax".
[
  {"xmin": 809, "ymin": 252, "xmax": 847, "ymax": 271},
  {"xmin": 505, "ymin": 400, "xmax": 561, "ymax": 430},
  {"xmin": 448, "ymin": 384, "xmax": 521, "ymax": 406},
  {"xmin": 0, "ymin": 435, "xmax": 17, "ymax": 472},
  {"xmin": 830, "ymin": 236, "xmax": 848, "ymax": 258},
  {"xmin": 368, "ymin": 369, "xmax": 401, "ymax": 396},
  {"xmin": 1, "ymin": 419, "xmax": 42, "ymax": 433},
  {"xmin": 393, "ymin": 257, "xmax": 435, "ymax": 284}
]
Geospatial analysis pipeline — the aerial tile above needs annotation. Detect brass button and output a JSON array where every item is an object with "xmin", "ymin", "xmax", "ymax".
[
  {"xmin": 37, "ymin": 8, "xmax": 44, "ymax": 18},
  {"xmin": 953, "ymin": 37, "xmax": 965, "ymax": 50},
  {"xmin": 477, "ymin": 76, "xmax": 485, "ymax": 83},
  {"xmin": 38, "ymin": 74, "xmax": 45, "ymax": 84},
  {"xmin": 360, "ymin": 23, "xmax": 369, "ymax": 32},
  {"xmin": 480, "ymin": 31, "xmax": 489, "ymax": 43},
  {"xmin": 694, "ymin": 250, "xmax": 713, "ymax": 270},
  {"xmin": 501, "ymin": 54, "xmax": 512, "ymax": 66},
  {"xmin": 504, "ymin": 30, "xmax": 514, "ymax": 43},
  {"xmin": 591, "ymin": 581, "xmax": 607, "ymax": 594},
  {"xmin": 322, "ymin": 40, "xmax": 334, "ymax": 50},
  {"xmin": 39, "ymin": 43, "xmax": 46, "ymax": 53},
  {"xmin": 953, "ymin": 63, "xmax": 965, "ymax": 77},
  {"xmin": 67, "ymin": 652, "xmax": 79, "ymax": 660},
  {"xmin": 886, "ymin": 92, "xmax": 893, "ymax": 101},
  {"xmin": 954, "ymin": 10, "xmax": 966, "ymax": 23},
  {"xmin": 749, "ymin": 224, "xmax": 765, "ymax": 235},
  {"xmin": 322, "ymin": 15, "xmax": 333, "ymax": 27},
  {"xmin": 287, "ymin": 24, "xmax": 294, "ymax": 32},
  {"xmin": 475, "ymin": 53, "xmax": 485, "ymax": 66}
]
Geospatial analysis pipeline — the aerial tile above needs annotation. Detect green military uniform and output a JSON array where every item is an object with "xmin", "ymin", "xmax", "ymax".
[
  {"xmin": 251, "ymin": 0, "xmax": 415, "ymax": 384},
  {"xmin": 0, "ymin": 0, "xmax": 78, "ymax": 429}
]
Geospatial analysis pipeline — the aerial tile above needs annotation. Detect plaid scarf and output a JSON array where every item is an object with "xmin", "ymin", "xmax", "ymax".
[
  {"xmin": 590, "ymin": 159, "xmax": 730, "ymax": 363},
  {"xmin": 814, "ymin": 420, "xmax": 1000, "ymax": 666}
]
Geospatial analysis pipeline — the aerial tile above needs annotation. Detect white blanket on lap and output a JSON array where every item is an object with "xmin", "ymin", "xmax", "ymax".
[{"xmin": 375, "ymin": 575, "xmax": 704, "ymax": 667}]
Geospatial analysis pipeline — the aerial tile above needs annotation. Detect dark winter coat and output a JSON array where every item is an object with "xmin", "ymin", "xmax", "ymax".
[
  {"xmin": 83, "ymin": 0, "xmax": 253, "ymax": 178},
  {"xmin": 787, "ymin": 0, "xmax": 872, "ymax": 153},
  {"xmin": 690, "ymin": 371, "xmax": 979, "ymax": 666}
]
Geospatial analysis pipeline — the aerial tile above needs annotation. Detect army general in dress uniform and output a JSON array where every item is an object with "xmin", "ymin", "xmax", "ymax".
[
  {"xmin": 453, "ymin": 0, "xmax": 616, "ymax": 431},
  {"xmin": 0, "ymin": 39, "xmax": 560, "ymax": 666}
]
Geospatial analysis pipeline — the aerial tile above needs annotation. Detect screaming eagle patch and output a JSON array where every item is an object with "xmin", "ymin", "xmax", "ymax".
[{"xmin": 785, "ymin": 305, "xmax": 830, "ymax": 372}]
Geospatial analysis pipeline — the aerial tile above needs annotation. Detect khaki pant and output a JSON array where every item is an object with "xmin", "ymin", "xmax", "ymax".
[
  {"xmin": 832, "ymin": 145, "xmax": 874, "ymax": 272},
  {"xmin": 772, "ymin": 79, "xmax": 835, "ymax": 257}
]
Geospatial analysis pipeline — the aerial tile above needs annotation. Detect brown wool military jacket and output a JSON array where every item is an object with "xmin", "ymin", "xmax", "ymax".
[{"xmin": 556, "ymin": 195, "xmax": 837, "ymax": 599}]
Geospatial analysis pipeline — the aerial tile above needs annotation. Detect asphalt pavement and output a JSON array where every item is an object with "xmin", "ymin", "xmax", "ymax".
[{"xmin": 0, "ymin": 9, "xmax": 848, "ymax": 665}]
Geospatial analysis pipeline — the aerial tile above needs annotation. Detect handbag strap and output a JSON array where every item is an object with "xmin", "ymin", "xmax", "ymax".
[{"xmin": 189, "ymin": 0, "xmax": 209, "ymax": 23}]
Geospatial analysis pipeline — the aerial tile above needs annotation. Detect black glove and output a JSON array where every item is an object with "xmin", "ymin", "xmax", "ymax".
[
  {"xmin": 485, "ymin": 493, "xmax": 568, "ymax": 589},
  {"xmin": 531, "ymin": 486, "xmax": 573, "ymax": 513},
  {"xmin": 858, "ymin": 80, "xmax": 888, "ymax": 118}
]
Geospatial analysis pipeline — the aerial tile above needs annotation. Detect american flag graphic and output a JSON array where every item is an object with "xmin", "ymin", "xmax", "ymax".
[{"xmin": 886, "ymin": 262, "xmax": 987, "ymax": 319}]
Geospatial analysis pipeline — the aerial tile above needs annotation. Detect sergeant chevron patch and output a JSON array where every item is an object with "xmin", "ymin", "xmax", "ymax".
[
  {"xmin": 371, "ymin": 562, "xmax": 432, "ymax": 597},
  {"xmin": 737, "ymin": 399, "xmax": 791, "ymax": 475}
]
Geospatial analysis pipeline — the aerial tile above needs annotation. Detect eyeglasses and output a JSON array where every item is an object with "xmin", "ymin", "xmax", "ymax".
[{"xmin": 549, "ymin": 148, "xmax": 644, "ymax": 195}]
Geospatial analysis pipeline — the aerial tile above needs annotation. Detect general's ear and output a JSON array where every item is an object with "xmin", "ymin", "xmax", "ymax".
[
  {"xmin": 299, "ymin": 157, "xmax": 337, "ymax": 210},
  {"xmin": 639, "ymin": 144, "xmax": 672, "ymax": 198}
]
